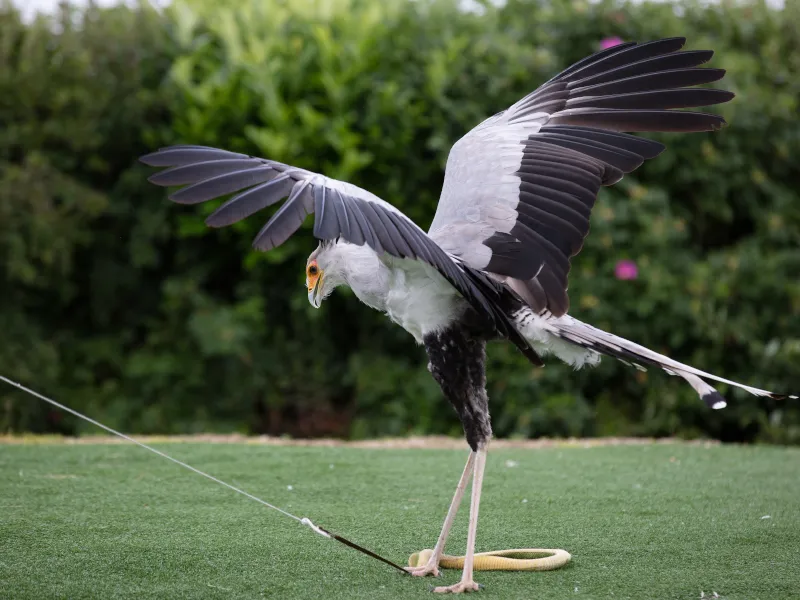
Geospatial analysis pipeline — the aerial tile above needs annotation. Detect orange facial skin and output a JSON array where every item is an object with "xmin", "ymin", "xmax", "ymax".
[{"xmin": 306, "ymin": 260, "xmax": 321, "ymax": 293}]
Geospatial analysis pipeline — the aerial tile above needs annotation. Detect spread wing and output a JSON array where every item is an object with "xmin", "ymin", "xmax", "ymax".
[
  {"xmin": 429, "ymin": 37, "xmax": 733, "ymax": 316},
  {"xmin": 139, "ymin": 145, "xmax": 529, "ymax": 348}
]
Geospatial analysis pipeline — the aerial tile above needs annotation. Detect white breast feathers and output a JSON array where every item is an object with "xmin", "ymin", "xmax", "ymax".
[{"xmin": 332, "ymin": 242, "xmax": 463, "ymax": 342}]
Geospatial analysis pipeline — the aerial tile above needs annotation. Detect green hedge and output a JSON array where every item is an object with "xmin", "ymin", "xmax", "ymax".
[{"xmin": 1, "ymin": 0, "xmax": 798, "ymax": 442}]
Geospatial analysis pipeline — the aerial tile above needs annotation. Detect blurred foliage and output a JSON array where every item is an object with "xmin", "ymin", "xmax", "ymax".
[{"xmin": 0, "ymin": 0, "xmax": 798, "ymax": 442}]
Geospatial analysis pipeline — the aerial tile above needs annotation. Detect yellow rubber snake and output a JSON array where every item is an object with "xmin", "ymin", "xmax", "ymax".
[{"xmin": 408, "ymin": 548, "xmax": 571, "ymax": 571}]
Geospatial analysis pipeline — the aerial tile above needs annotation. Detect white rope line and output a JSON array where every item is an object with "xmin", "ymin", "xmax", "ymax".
[
  {"xmin": 301, "ymin": 517, "xmax": 332, "ymax": 538},
  {"xmin": 0, "ymin": 375, "xmax": 330, "ymax": 538}
]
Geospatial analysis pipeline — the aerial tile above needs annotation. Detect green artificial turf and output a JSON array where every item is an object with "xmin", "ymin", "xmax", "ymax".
[{"xmin": 1, "ymin": 441, "xmax": 799, "ymax": 600}]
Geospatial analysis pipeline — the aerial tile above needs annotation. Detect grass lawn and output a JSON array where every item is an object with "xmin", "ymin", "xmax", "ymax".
[{"xmin": 1, "ymin": 439, "xmax": 799, "ymax": 600}]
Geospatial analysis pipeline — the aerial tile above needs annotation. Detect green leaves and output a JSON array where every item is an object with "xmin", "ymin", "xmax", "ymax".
[{"xmin": 1, "ymin": 0, "xmax": 798, "ymax": 442}]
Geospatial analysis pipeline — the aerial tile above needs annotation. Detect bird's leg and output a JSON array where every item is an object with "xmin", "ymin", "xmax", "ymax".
[
  {"xmin": 422, "ymin": 325, "xmax": 490, "ymax": 592},
  {"xmin": 433, "ymin": 445, "xmax": 487, "ymax": 594},
  {"xmin": 405, "ymin": 451, "xmax": 476, "ymax": 577}
]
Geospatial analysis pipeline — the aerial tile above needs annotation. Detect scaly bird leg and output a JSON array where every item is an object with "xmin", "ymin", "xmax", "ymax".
[
  {"xmin": 405, "ymin": 451, "xmax": 476, "ymax": 578},
  {"xmin": 433, "ymin": 446, "xmax": 487, "ymax": 594}
]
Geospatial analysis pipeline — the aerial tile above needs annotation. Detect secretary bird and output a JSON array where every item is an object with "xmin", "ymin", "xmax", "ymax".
[{"xmin": 141, "ymin": 38, "xmax": 796, "ymax": 593}]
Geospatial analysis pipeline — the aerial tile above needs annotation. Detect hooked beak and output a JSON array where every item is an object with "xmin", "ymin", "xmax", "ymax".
[{"xmin": 308, "ymin": 273, "xmax": 323, "ymax": 308}]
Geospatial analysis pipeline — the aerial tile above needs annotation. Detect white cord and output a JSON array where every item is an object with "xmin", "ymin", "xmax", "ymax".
[
  {"xmin": 0, "ymin": 375, "xmax": 330, "ymax": 537},
  {"xmin": 301, "ymin": 517, "xmax": 332, "ymax": 538}
]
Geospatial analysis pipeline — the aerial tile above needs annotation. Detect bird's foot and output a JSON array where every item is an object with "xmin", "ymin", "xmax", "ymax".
[
  {"xmin": 406, "ymin": 549, "xmax": 441, "ymax": 577},
  {"xmin": 405, "ymin": 561, "xmax": 440, "ymax": 577},
  {"xmin": 432, "ymin": 580, "xmax": 482, "ymax": 594}
]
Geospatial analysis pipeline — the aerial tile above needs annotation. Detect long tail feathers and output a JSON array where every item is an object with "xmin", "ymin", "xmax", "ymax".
[{"xmin": 515, "ymin": 309, "xmax": 797, "ymax": 409}]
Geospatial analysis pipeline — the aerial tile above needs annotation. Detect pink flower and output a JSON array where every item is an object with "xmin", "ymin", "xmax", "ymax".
[
  {"xmin": 600, "ymin": 36, "xmax": 624, "ymax": 50},
  {"xmin": 615, "ymin": 259, "xmax": 638, "ymax": 280}
]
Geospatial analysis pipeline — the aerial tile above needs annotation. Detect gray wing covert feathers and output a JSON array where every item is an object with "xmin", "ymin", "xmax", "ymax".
[{"xmin": 429, "ymin": 37, "xmax": 733, "ymax": 316}]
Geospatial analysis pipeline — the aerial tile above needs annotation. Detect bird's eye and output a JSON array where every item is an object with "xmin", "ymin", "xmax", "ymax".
[{"xmin": 308, "ymin": 265, "xmax": 318, "ymax": 276}]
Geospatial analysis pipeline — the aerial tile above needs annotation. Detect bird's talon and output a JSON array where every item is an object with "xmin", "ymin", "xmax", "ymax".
[
  {"xmin": 432, "ymin": 581, "xmax": 482, "ymax": 594},
  {"xmin": 405, "ymin": 563, "xmax": 441, "ymax": 578}
]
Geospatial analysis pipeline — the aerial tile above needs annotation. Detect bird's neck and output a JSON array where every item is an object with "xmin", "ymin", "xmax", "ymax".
[{"xmin": 331, "ymin": 242, "xmax": 392, "ymax": 311}]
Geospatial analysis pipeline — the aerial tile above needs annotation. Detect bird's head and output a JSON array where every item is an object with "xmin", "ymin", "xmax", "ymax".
[{"xmin": 306, "ymin": 241, "xmax": 345, "ymax": 308}]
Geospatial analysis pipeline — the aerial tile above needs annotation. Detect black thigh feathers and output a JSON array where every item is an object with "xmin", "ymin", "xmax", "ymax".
[{"xmin": 424, "ymin": 323, "xmax": 492, "ymax": 451}]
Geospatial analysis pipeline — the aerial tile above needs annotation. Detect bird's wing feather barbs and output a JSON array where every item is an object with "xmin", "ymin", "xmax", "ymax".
[{"xmin": 429, "ymin": 37, "xmax": 733, "ymax": 316}]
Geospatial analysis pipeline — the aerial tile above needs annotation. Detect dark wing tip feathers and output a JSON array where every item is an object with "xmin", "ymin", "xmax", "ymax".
[
  {"xmin": 539, "ymin": 37, "xmax": 733, "ymax": 134},
  {"xmin": 702, "ymin": 391, "xmax": 728, "ymax": 410},
  {"xmin": 139, "ymin": 146, "xmax": 250, "ymax": 167},
  {"xmin": 503, "ymin": 38, "xmax": 733, "ymax": 315}
]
